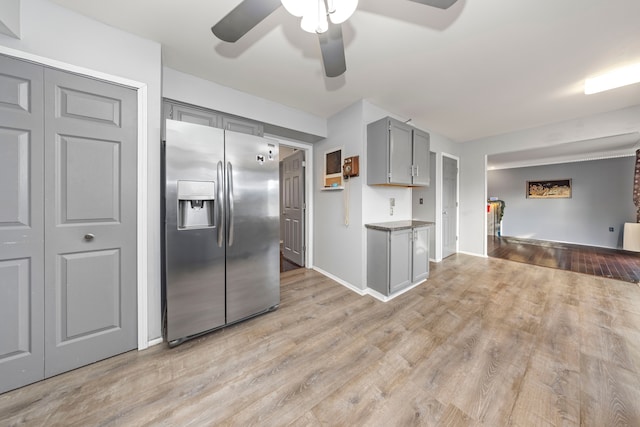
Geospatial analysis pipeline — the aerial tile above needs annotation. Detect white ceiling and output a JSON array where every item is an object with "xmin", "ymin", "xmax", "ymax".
[{"xmin": 51, "ymin": 0, "xmax": 640, "ymax": 143}]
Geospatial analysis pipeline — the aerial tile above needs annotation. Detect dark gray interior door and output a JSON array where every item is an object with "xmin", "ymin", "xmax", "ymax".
[
  {"xmin": 281, "ymin": 150, "xmax": 305, "ymax": 267},
  {"xmin": 0, "ymin": 55, "xmax": 45, "ymax": 394},
  {"xmin": 43, "ymin": 68, "xmax": 138, "ymax": 377},
  {"xmin": 443, "ymin": 156, "xmax": 458, "ymax": 258}
]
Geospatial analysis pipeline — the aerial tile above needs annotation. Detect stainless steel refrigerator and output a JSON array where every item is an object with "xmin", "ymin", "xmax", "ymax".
[{"xmin": 163, "ymin": 119, "xmax": 280, "ymax": 346}]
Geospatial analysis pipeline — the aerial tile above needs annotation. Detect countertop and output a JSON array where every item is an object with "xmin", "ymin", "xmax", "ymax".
[{"xmin": 364, "ymin": 220, "xmax": 435, "ymax": 231}]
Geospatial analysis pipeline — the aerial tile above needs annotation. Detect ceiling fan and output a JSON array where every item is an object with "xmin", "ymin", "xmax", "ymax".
[{"xmin": 211, "ymin": 0, "xmax": 459, "ymax": 78}]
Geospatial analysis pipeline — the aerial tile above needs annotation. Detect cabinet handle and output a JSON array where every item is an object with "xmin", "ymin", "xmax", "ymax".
[{"xmin": 84, "ymin": 233, "xmax": 95, "ymax": 241}]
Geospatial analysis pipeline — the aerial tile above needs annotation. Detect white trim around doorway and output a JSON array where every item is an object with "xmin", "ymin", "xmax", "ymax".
[{"xmin": 266, "ymin": 136, "xmax": 314, "ymax": 269}]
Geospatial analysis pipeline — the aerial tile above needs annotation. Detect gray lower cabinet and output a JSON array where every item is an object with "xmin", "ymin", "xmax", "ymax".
[{"xmin": 367, "ymin": 226, "xmax": 430, "ymax": 296}]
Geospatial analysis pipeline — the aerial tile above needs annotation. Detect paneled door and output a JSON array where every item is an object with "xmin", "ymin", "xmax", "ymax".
[
  {"xmin": 43, "ymin": 69, "xmax": 138, "ymax": 377},
  {"xmin": 0, "ymin": 55, "xmax": 45, "ymax": 393},
  {"xmin": 281, "ymin": 150, "xmax": 305, "ymax": 267},
  {"xmin": 442, "ymin": 155, "xmax": 458, "ymax": 258}
]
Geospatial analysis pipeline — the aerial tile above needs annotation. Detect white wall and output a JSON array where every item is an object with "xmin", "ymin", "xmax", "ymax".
[
  {"xmin": 163, "ymin": 67, "xmax": 326, "ymax": 139},
  {"xmin": 313, "ymin": 101, "xmax": 364, "ymax": 288},
  {"xmin": 459, "ymin": 105, "xmax": 640, "ymax": 256},
  {"xmin": 0, "ymin": 0, "xmax": 20, "ymax": 38},
  {"xmin": 0, "ymin": 0, "xmax": 164, "ymax": 343},
  {"xmin": 313, "ymin": 99, "xmax": 459, "ymax": 291}
]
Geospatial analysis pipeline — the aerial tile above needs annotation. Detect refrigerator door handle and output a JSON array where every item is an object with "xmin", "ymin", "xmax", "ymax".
[
  {"xmin": 227, "ymin": 161, "xmax": 235, "ymax": 247},
  {"xmin": 216, "ymin": 161, "xmax": 224, "ymax": 247}
]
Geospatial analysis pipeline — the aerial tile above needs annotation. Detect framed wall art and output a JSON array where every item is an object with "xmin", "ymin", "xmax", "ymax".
[{"xmin": 526, "ymin": 179, "xmax": 572, "ymax": 199}]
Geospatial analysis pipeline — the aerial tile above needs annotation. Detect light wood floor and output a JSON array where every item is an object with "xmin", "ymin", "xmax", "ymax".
[{"xmin": 2, "ymin": 254, "xmax": 640, "ymax": 426}]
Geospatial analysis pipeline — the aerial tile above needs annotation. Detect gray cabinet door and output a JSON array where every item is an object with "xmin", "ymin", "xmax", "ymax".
[
  {"xmin": 412, "ymin": 227, "xmax": 429, "ymax": 283},
  {"xmin": 389, "ymin": 229, "xmax": 412, "ymax": 293},
  {"xmin": 282, "ymin": 150, "xmax": 305, "ymax": 267},
  {"xmin": 43, "ymin": 68, "xmax": 138, "ymax": 377},
  {"xmin": 412, "ymin": 129, "xmax": 430, "ymax": 186},
  {"xmin": 0, "ymin": 55, "xmax": 45, "ymax": 394},
  {"xmin": 388, "ymin": 120, "xmax": 413, "ymax": 185},
  {"xmin": 166, "ymin": 101, "xmax": 221, "ymax": 128},
  {"xmin": 222, "ymin": 115, "xmax": 264, "ymax": 136}
]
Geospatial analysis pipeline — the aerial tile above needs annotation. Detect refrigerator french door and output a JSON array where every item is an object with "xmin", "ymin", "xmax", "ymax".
[{"xmin": 164, "ymin": 119, "xmax": 280, "ymax": 346}]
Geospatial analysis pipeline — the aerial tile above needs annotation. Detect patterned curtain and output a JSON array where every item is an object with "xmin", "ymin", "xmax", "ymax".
[{"xmin": 634, "ymin": 149, "xmax": 640, "ymax": 222}]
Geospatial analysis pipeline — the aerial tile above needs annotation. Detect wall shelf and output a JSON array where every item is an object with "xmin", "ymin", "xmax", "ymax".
[{"xmin": 321, "ymin": 186, "xmax": 344, "ymax": 191}]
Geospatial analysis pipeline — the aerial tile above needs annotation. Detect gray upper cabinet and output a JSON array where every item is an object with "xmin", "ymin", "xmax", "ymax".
[
  {"xmin": 164, "ymin": 101, "xmax": 221, "ymax": 128},
  {"xmin": 164, "ymin": 100, "xmax": 264, "ymax": 137},
  {"xmin": 367, "ymin": 116, "xmax": 430, "ymax": 187},
  {"xmin": 221, "ymin": 115, "xmax": 264, "ymax": 136}
]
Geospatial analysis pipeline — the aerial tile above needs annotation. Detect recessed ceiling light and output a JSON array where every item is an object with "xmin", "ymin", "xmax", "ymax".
[{"xmin": 584, "ymin": 63, "xmax": 640, "ymax": 94}]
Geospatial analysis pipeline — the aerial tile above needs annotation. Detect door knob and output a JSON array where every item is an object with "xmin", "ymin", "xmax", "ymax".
[{"xmin": 84, "ymin": 233, "xmax": 95, "ymax": 241}]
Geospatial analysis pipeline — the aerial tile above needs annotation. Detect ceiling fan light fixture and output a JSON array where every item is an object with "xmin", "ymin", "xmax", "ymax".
[
  {"xmin": 280, "ymin": 0, "xmax": 307, "ymax": 18},
  {"xmin": 281, "ymin": 0, "xmax": 357, "ymax": 33},
  {"xmin": 328, "ymin": 0, "xmax": 359, "ymax": 24}
]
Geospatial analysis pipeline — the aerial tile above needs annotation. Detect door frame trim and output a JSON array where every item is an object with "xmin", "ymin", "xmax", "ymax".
[
  {"xmin": 0, "ymin": 45, "xmax": 151, "ymax": 350},
  {"xmin": 441, "ymin": 152, "xmax": 460, "ymax": 259}
]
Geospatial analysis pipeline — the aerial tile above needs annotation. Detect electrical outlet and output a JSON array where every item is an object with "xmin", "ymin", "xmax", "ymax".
[
  {"xmin": 609, "ymin": 227, "xmax": 615, "ymax": 232},
  {"xmin": 390, "ymin": 198, "xmax": 395, "ymax": 216}
]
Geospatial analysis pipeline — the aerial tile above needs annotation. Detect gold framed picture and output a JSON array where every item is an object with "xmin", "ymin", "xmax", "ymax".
[{"xmin": 526, "ymin": 179, "xmax": 572, "ymax": 199}]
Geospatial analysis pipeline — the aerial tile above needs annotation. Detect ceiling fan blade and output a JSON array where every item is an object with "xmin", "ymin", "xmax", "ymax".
[
  {"xmin": 211, "ymin": 0, "xmax": 282, "ymax": 42},
  {"xmin": 318, "ymin": 23, "xmax": 346, "ymax": 78},
  {"xmin": 408, "ymin": 0, "xmax": 459, "ymax": 9}
]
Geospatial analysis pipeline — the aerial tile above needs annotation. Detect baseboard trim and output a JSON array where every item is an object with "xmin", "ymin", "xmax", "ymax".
[
  {"xmin": 146, "ymin": 337, "xmax": 163, "ymax": 348},
  {"xmin": 312, "ymin": 267, "xmax": 428, "ymax": 303},
  {"xmin": 312, "ymin": 266, "xmax": 367, "ymax": 296},
  {"xmin": 458, "ymin": 250, "xmax": 487, "ymax": 258}
]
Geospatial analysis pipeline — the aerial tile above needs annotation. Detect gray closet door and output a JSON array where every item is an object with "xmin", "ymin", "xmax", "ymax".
[
  {"xmin": 43, "ymin": 68, "xmax": 138, "ymax": 377},
  {"xmin": 0, "ymin": 55, "xmax": 45, "ymax": 394}
]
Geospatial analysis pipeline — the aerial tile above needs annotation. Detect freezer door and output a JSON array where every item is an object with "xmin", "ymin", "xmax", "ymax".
[
  {"xmin": 165, "ymin": 120, "xmax": 226, "ymax": 343},
  {"xmin": 225, "ymin": 131, "xmax": 280, "ymax": 323}
]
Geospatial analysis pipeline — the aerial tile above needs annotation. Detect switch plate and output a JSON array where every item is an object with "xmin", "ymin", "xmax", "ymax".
[{"xmin": 419, "ymin": 198, "xmax": 424, "ymax": 205}]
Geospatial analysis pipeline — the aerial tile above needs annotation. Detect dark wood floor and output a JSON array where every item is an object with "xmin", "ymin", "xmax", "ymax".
[
  {"xmin": 2, "ymin": 255, "xmax": 640, "ymax": 425},
  {"xmin": 281, "ymin": 256, "xmax": 303, "ymax": 273},
  {"xmin": 488, "ymin": 235, "xmax": 640, "ymax": 284}
]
